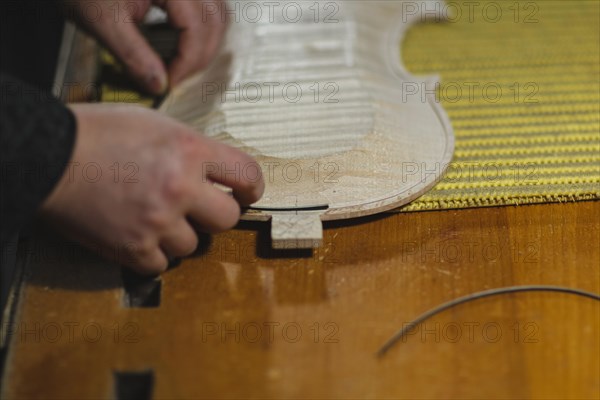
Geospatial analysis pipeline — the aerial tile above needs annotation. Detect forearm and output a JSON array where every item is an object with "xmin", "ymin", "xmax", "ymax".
[{"xmin": 0, "ymin": 72, "xmax": 76, "ymax": 245}]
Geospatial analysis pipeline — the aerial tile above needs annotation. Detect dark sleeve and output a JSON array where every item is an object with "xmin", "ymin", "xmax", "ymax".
[{"xmin": 0, "ymin": 73, "xmax": 77, "ymax": 245}]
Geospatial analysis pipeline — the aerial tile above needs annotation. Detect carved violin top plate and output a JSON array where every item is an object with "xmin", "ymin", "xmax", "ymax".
[{"xmin": 160, "ymin": 0, "xmax": 455, "ymax": 248}]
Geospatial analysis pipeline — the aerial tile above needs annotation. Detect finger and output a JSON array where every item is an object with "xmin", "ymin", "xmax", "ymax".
[
  {"xmin": 96, "ymin": 20, "xmax": 169, "ymax": 95},
  {"xmin": 159, "ymin": 218, "xmax": 199, "ymax": 258},
  {"xmin": 162, "ymin": 0, "xmax": 226, "ymax": 86},
  {"xmin": 188, "ymin": 183, "xmax": 241, "ymax": 233},
  {"xmin": 126, "ymin": 242, "xmax": 169, "ymax": 275},
  {"xmin": 203, "ymin": 141, "xmax": 265, "ymax": 206}
]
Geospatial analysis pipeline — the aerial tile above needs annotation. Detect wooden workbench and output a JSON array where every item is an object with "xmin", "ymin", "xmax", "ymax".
[{"xmin": 1, "ymin": 201, "xmax": 599, "ymax": 399}]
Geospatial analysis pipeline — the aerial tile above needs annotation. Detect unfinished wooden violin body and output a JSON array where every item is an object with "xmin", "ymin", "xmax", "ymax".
[{"xmin": 160, "ymin": 0, "xmax": 454, "ymax": 248}]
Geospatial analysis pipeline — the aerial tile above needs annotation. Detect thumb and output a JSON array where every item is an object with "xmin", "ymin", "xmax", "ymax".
[{"xmin": 98, "ymin": 21, "xmax": 169, "ymax": 95}]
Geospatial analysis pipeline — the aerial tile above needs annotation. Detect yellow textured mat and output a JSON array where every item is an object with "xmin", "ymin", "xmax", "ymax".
[
  {"xmin": 101, "ymin": 0, "xmax": 599, "ymax": 211},
  {"xmin": 401, "ymin": 0, "xmax": 599, "ymax": 210}
]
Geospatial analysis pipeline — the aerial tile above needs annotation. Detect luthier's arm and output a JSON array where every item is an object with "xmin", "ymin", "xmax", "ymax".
[
  {"xmin": 1, "ymin": 74, "xmax": 264, "ymax": 274},
  {"xmin": 0, "ymin": 1, "xmax": 247, "ymax": 275}
]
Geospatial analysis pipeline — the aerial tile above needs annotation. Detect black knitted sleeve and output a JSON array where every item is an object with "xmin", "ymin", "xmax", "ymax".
[{"xmin": 0, "ymin": 72, "xmax": 76, "ymax": 245}]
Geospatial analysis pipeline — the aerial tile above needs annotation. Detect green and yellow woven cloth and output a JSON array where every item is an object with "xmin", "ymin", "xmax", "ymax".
[
  {"xmin": 401, "ymin": 0, "xmax": 599, "ymax": 211},
  {"xmin": 101, "ymin": 0, "xmax": 599, "ymax": 211}
]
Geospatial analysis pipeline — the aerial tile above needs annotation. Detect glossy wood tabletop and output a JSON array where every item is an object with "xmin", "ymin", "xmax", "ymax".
[{"xmin": 2, "ymin": 201, "xmax": 599, "ymax": 399}]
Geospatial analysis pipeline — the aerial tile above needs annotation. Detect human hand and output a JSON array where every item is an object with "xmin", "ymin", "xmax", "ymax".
[
  {"xmin": 64, "ymin": 0, "xmax": 227, "ymax": 94},
  {"xmin": 40, "ymin": 103, "xmax": 263, "ymax": 274}
]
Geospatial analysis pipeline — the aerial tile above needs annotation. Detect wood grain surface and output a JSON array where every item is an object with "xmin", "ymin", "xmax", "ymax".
[{"xmin": 2, "ymin": 201, "xmax": 598, "ymax": 399}]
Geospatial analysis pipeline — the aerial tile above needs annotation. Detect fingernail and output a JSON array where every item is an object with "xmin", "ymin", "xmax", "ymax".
[{"xmin": 148, "ymin": 72, "xmax": 168, "ymax": 95}]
